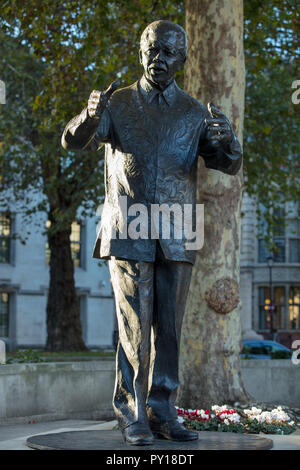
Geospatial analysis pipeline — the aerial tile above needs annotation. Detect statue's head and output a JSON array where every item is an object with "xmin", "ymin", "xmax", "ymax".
[{"xmin": 139, "ymin": 20, "xmax": 187, "ymax": 88}]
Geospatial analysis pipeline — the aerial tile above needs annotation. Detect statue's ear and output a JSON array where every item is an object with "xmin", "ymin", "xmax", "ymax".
[{"xmin": 139, "ymin": 49, "xmax": 143, "ymax": 65}]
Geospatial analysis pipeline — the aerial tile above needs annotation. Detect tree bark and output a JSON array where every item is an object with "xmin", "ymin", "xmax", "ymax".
[
  {"xmin": 46, "ymin": 218, "xmax": 87, "ymax": 351},
  {"xmin": 178, "ymin": 0, "xmax": 251, "ymax": 408}
]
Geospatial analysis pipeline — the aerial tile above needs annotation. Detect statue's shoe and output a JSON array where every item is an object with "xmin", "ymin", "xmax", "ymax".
[
  {"xmin": 121, "ymin": 422, "xmax": 154, "ymax": 446},
  {"xmin": 150, "ymin": 419, "xmax": 198, "ymax": 442}
]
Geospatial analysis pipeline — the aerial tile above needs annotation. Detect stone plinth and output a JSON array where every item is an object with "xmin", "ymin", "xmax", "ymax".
[{"xmin": 26, "ymin": 429, "xmax": 273, "ymax": 450}]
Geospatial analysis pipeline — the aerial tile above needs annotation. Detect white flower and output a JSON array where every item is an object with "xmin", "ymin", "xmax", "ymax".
[
  {"xmin": 229, "ymin": 413, "xmax": 241, "ymax": 424},
  {"xmin": 268, "ymin": 407, "xmax": 291, "ymax": 423},
  {"xmin": 212, "ymin": 405, "xmax": 228, "ymax": 413},
  {"xmin": 250, "ymin": 406, "xmax": 262, "ymax": 415},
  {"xmin": 202, "ymin": 414, "xmax": 210, "ymax": 421},
  {"xmin": 224, "ymin": 419, "xmax": 230, "ymax": 425},
  {"xmin": 177, "ymin": 416, "xmax": 185, "ymax": 424}
]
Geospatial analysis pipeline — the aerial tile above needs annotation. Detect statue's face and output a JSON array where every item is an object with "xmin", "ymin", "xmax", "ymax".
[{"xmin": 139, "ymin": 28, "xmax": 185, "ymax": 88}]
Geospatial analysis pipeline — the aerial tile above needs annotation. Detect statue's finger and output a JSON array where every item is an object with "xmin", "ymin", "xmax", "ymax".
[
  {"xmin": 205, "ymin": 117, "xmax": 228, "ymax": 126},
  {"xmin": 104, "ymin": 80, "xmax": 120, "ymax": 99},
  {"xmin": 89, "ymin": 97, "xmax": 101, "ymax": 105},
  {"xmin": 207, "ymin": 124, "xmax": 230, "ymax": 131},
  {"xmin": 91, "ymin": 90, "xmax": 101, "ymax": 97},
  {"xmin": 207, "ymin": 102, "xmax": 224, "ymax": 118}
]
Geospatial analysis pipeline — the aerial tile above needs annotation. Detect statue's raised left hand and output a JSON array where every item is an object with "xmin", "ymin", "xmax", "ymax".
[{"xmin": 205, "ymin": 102, "xmax": 234, "ymax": 146}]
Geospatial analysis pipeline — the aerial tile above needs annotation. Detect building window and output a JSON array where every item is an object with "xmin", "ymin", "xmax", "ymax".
[
  {"xmin": 257, "ymin": 205, "xmax": 286, "ymax": 263},
  {"xmin": 0, "ymin": 292, "xmax": 9, "ymax": 337},
  {"xmin": 46, "ymin": 220, "xmax": 82, "ymax": 267},
  {"xmin": 258, "ymin": 204, "xmax": 300, "ymax": 264},
  {"xmin": 0, "ymin": 213, "xmax": 11, "ymax": 263},
  {"xmin": 258, "ymin": 239, "xmax": 285, "ymax": 263},
  {"xmin": 259, "ymin": 285, "xmax": 300, "ymax": 331},
  {"xmin": 258, "ymin": 286, "xmax": 285, "ymax": 330},
  {"xmin": 288, "ymin": 219, "xmax": 300, "ymax": 263},
  {"xmin": 289, "ymin": 286, "xmax": 300, "ymax": 330},
  {"xmin": 70, "ymin": 221, "xmax": 82, "ymax": 268}
]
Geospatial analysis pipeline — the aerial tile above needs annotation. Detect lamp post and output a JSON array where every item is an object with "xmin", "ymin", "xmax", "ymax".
[
  {"xmin": 0, "ymin": 80, "xmax": 5, "ymax": 151},
  {"xmin": 267, "ymin": 255, "xmax": 275, "ymax": 340}
]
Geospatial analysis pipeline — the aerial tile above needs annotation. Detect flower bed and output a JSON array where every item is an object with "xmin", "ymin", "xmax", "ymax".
[{"xmin": 176, "ymin": 405, "xmax": 297, "ymax": 435}]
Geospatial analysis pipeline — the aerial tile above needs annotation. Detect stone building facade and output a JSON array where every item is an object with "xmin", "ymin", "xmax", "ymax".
[{"xmin": 240, "ymin": 193, "xmax": 300, "ymax": 348}]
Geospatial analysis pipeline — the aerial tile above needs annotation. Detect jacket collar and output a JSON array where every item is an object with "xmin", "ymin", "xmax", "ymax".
[{"xmin": 139, "ymin": 75, "xmax": 177, "ymax": 106}]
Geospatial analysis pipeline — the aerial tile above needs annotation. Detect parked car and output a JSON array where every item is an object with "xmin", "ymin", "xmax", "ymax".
[{"xmin": 241, "ymin": 339, "xmax": 291, "ymax": 359}]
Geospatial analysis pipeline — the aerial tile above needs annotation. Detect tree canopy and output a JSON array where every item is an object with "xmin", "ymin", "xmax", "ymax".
[{"xmin": 243, "ymin": 0, "xmax": 299, "ymax": 243}]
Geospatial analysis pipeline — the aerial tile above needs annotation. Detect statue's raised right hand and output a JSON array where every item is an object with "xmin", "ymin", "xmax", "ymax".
[{"xmin": 87, "ymin": 80, "xmax": 120, "ymax": 118}]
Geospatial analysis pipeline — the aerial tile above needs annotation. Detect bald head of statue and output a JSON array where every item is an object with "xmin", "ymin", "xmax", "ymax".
[{"xmin": 139, "ymin": 20, "xmax": 187, "ymax": 89}]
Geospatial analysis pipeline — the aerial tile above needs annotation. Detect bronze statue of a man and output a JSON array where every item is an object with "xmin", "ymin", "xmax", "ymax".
[{"xmin": 62, "ymin": 20, "xmax": 242, "ymax": 446}]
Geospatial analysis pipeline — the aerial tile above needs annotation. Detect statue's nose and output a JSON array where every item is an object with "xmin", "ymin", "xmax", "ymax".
[{"xmin": 153, "ymin": 50, "xmax": 164, "ymax": 61}]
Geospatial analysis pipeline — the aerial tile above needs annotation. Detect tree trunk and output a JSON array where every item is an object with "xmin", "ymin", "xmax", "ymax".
[
  {"xmin": 178, "ymin": 0, "xmax": 250, "ymax": 408},
  {"xmin": 46, "ymin": 219, "xmax": 87, "ymax": 351}
]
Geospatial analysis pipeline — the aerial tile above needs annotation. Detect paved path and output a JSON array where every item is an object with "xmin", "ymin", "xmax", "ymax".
[{"xmin": 0, "ymin": 420, "xmax": 299, "ymax": 450}]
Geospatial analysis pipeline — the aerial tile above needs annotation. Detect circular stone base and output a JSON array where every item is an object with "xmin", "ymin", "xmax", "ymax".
[{"xmin": 26, "ymin": 430, "xmax": 273, "ymax": 450}]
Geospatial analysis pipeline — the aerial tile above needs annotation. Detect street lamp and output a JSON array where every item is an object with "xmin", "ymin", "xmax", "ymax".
[
  {"xmin": 0, "ymin": 79, "xmax": 5, "ymax": 152},
  {"xmin": 267, "ymin": 255, "xmax": 275, "ymax": 340}
]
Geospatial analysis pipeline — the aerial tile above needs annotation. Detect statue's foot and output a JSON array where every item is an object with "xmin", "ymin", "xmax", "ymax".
[
  {"xmin": 121, "ymin": 422, "xmax": 154, "ymax": 446},
  {"xmin": 150, "ymin": 419, "xmax": 198, "ymax": 442}
]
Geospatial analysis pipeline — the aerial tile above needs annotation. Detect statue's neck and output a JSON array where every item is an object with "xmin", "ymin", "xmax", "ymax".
[{"xmin": 144, "ymin": 75, "xmax": 174, "ymax": 91}]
